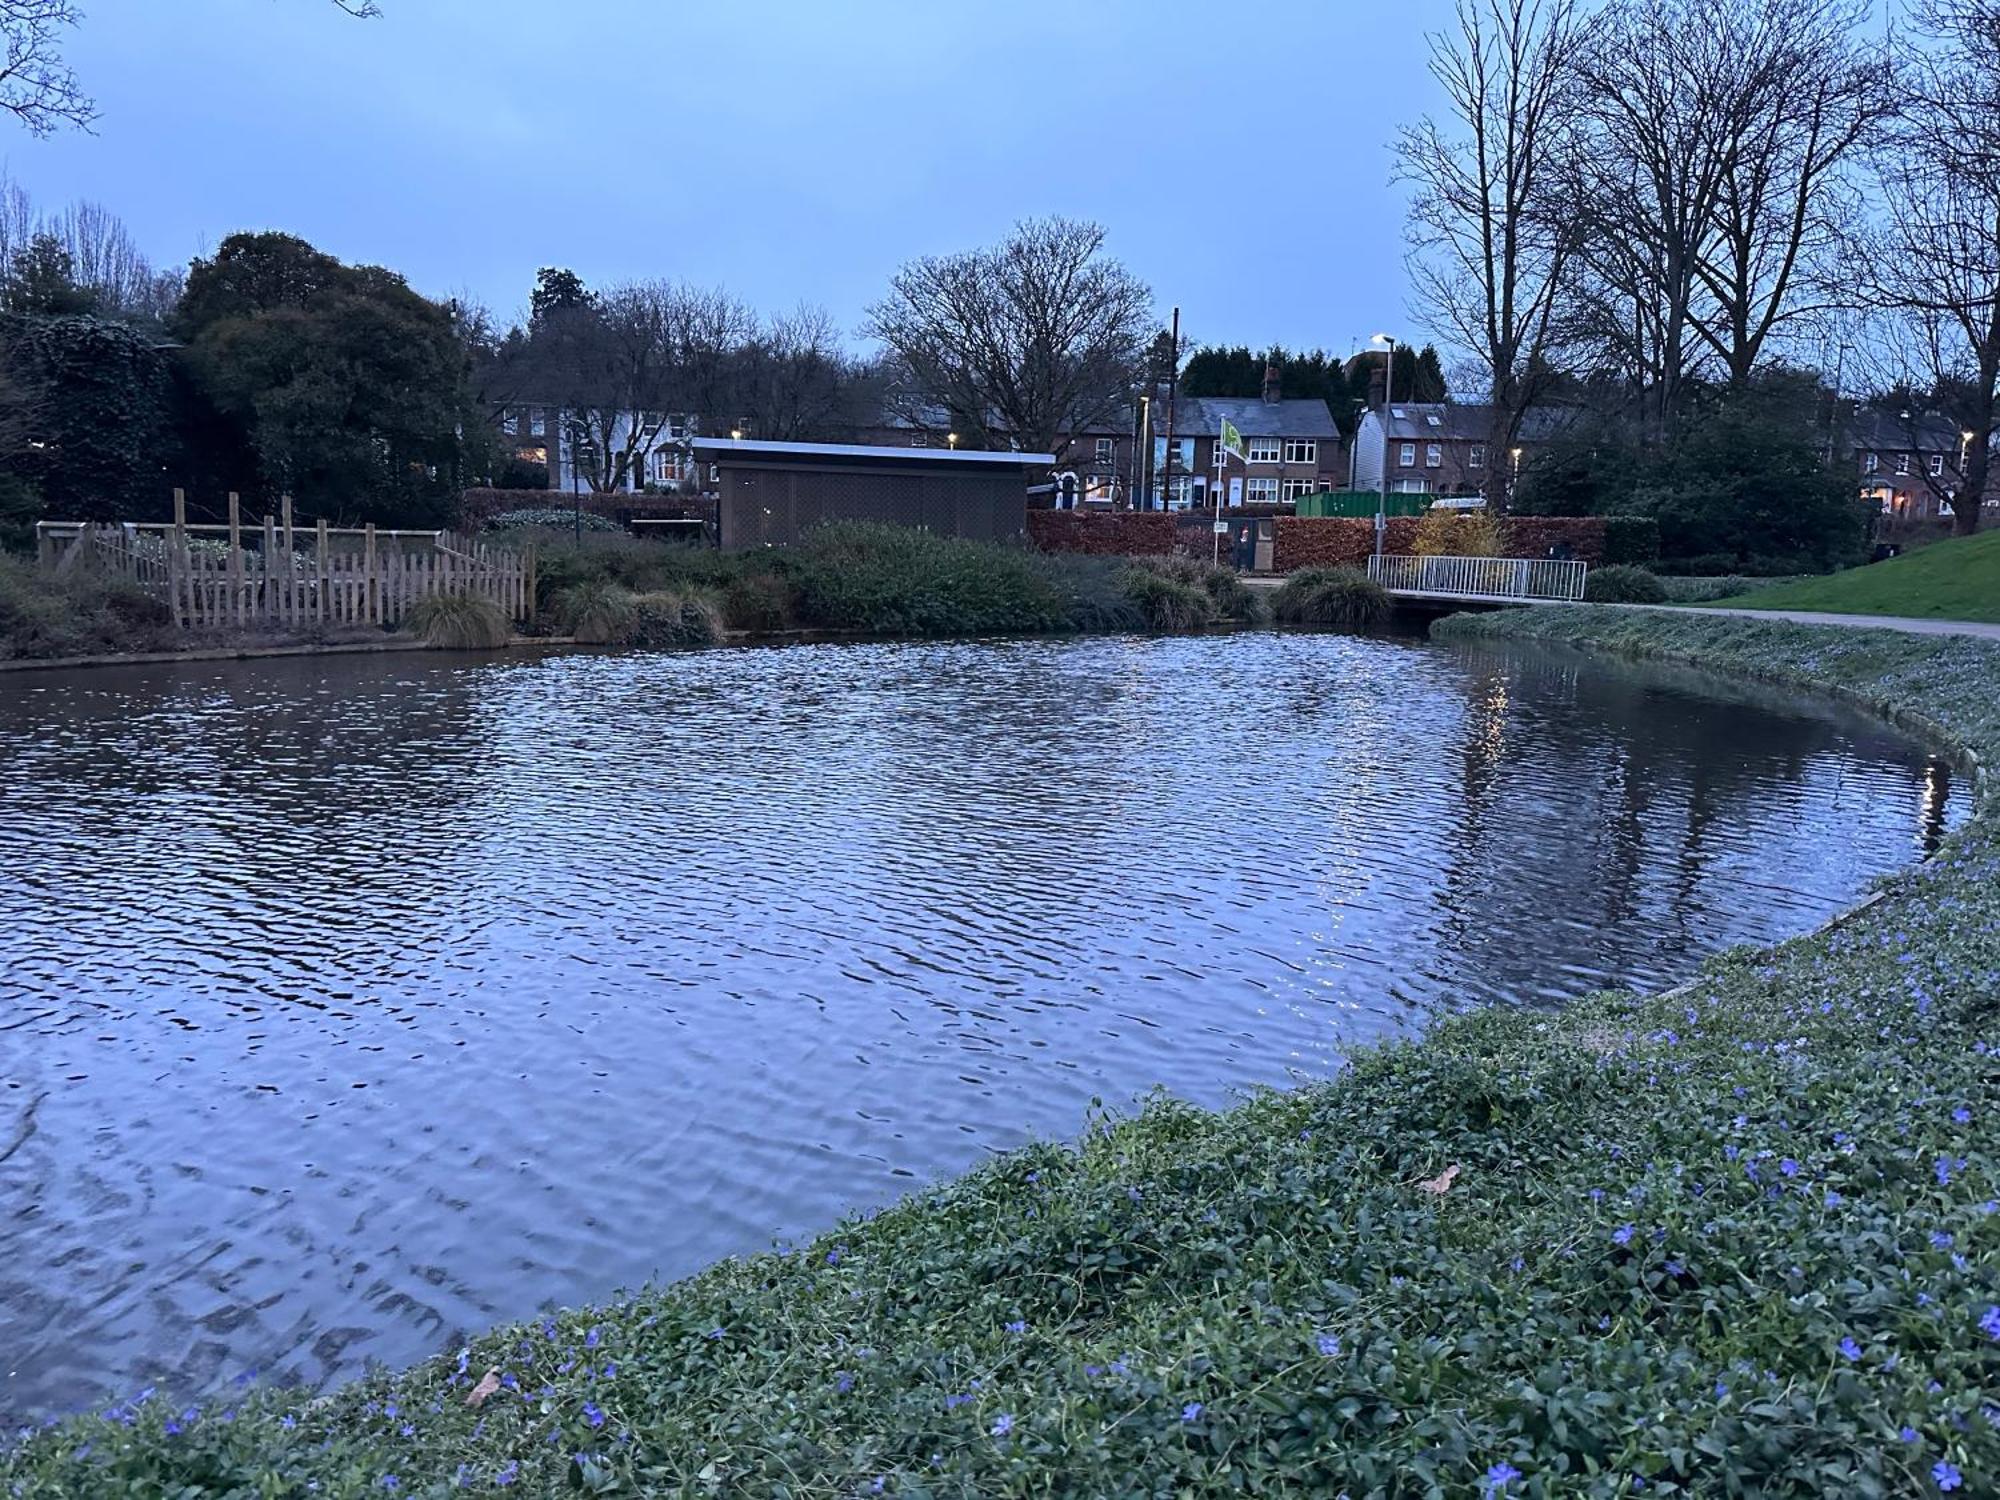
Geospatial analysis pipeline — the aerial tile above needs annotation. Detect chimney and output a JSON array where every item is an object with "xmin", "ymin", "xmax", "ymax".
[{"xmin": 1261, "ymin": 361, "xmax": 1281, "ymax": 404}]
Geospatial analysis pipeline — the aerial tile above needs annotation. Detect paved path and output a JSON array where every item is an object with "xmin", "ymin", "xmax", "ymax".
[{"xmin": 1635, "ymin": 604, "xmax": 2000, "ymax": 641}]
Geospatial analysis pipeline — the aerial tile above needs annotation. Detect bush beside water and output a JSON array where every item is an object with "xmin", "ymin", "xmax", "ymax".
[
  {"xmin": 1583, "ymin": 564, "xmax": 1670, "ymax": 604},
  {"xmin": 532, "ymin": 524, "xmax": 1264, "ymax": 641},
  {"xmin": 0, "ymin": 554, "xmax": 177, "ymax": 659},
  {"xmin": 5, "ymin": 609, "xmax": 1997, "ymax": 1495},
  {"xmin": 1270, "ymin": 566, "xmax": 1391, "ymax": 628}
]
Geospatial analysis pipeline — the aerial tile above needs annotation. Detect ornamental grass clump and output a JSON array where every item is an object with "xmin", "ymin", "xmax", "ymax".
[
  {"xmin": 1123, "ymin": 554, "xmax": 1265, "ymax": 624},
  {"xmin": 1116, "ymin": 566, "xmax": 1217, "ymax": 632},
  {"xmin": 629, "ymin": 588, "xmax": 724, "ymax": 648},
  {"xmin": 402, "ymin": 592, "xmax": 511, "ymax": 649},
  {"xmin": 1269, "ymin": 565, "xmax": 1391, "ymax": 628},
  {"xmin": 550, "ymin": 580, "xmax": 640, "ymax": 644}
]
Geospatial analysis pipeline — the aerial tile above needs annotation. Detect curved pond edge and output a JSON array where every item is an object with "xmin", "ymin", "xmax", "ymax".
[{"xmin": 5, "ymin": 607, "xmax": 1999, "ymax": 1496}]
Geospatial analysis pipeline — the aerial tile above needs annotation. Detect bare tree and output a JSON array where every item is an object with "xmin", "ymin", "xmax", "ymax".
[
  {"xmin": 1688, "ymin": 0, "xmax": 1887, "ymax": 386},
  {"xmin": 737, "ymin": 304, "xmax": 875, "ymax": 441},
  {"xmin": 1862, "ymin": 0, "xmax": 2000, "ymax": 535},
  {"xmin": 866, "ymin": 216, "xmax": 1153, "ymax": 463},
  {"xmin": 1398, "ymin": 0, "xmax": 1589, "ymax": 506},
  {"xmin": 525, "ymin": 280, "xmax": 757, "ymax": 493},
  {"xmin": 0, "ymin": 0, "xmax": 378, "ymax": 136}
]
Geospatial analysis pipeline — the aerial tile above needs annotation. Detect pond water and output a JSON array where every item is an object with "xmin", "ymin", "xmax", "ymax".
[{"xmin": 0, "ymin": 631, "xmax": 1962, "ymax": 1420}]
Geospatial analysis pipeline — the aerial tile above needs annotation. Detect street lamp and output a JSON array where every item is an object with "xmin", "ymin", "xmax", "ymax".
[
  {"xmin": 1369, "ymin": 333, "xmax": 1397, "ymax": 557},
  {"xmin": 1961, "ymin": 429, "xmax": 1974, "ymax": 472},
  {"xmin": 948, "ymin": 431, "xmax": 959, "ymax": 450}
]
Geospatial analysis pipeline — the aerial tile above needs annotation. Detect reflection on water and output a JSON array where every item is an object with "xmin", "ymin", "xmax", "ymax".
[{"xmin": 0, "ymin": 631, "xmax": 1961, "ymax": 1419}]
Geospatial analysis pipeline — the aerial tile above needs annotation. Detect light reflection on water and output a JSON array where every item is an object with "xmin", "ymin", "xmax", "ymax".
[{"xmin": 0, "ymin": 630, "xmax": 1961, "ymax": 1419}]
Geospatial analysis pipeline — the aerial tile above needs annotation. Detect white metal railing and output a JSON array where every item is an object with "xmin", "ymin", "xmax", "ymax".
[{"xmin": 1367, "ymin": 553, "xmax": 1588, "ymax": 602}]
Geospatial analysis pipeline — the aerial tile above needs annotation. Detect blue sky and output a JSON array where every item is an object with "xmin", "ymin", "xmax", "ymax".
[{"xmin": 7, "ymin": 0, "xmax": 1450, "ymax": 359}]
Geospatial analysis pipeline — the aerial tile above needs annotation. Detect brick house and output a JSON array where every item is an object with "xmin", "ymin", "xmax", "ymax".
[
  {"xmin": 862, "ymin": 367, "xmax": 1346, "ymax": 510},
  {"xmin": 1840, "ymin": 409, "xmax": 1980, "ymax": 521}
]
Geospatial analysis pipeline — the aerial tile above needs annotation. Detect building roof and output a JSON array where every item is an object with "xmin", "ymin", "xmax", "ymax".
[
  {"xmin": 1840, "ymin": 409, "xmax": 1964, "ymax": 454},
  {"xmin": 1367, "ymin": 402, "xmax": 1581, "ymax": 444},
  {"xmin": 1170, "ymin": 396, "xmax": 1339, "ymax": 440},
  {"xmin": 691, "ymin": 437, "xmax": 1056, "ymax": 467}
]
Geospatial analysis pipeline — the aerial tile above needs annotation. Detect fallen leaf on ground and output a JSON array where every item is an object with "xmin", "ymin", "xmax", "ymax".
[
  {"xmin": 465, "ymin": 1367, "xmax": 501, "ymax": 1407},
  {"xmin": 1418, "ymin": 1164, "xmax": 1461, "ymax": 1195}
]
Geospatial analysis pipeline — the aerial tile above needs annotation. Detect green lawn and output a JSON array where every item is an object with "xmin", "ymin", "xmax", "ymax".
[{"xmin": 1714, "ymin": 527, "xmax": 2000, "ymax": 622}]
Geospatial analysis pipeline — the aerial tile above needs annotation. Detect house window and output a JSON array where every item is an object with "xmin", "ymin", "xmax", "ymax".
[
  {"xmin": 1247, "ymin": 437, "xmax": 1281, "ymax": 463},
  {"xmin": 528, "ymin": 408, "xmax": 546, "ymax": 437},
  {"xmin": 1426, "ymin": 444, "xmax": 1442, "ymax": 468},
  {"xmin": 1469, "ymin": 445, "xmax": 1485, "ymax": 469},
  {"xmin": 1929, "ymin": 453, "xmax": 1945, "ymax": 477},
  {"xmin": 1095, "ymin": 437, "xmax": 1114, "ymax": 464},
  {"xmin": 501, "ymin": 409, "xmax": 519, "ymax": 436},
  {"xmin": 1280, "ymin": 478, "xmax": 1318, "ymax": 500},
  {"xmin": 515, "ymin": 444, "xmax": 547, "ymax": 467},
  {"xmin": 910, "ymin": 433, "xmax": 930, "ymax": 448},
  {"xmin": 1246, "ymin": 477, "xmax": 1280, "ymax": 503},
  {"xmin": 1896, "ymin": 453, "xmax": 1910, "ymax": 475},
  {"xmin": 1391, "ymin": 477, "xmax": 1431, "ymax": 493},
  {"xmin": 1399, "ymin": 442, "xmax": 1417, "ymax": 467},
  {"xmin": 1283, "ymin": 439, "xmax": 1317, "ymax": 465},
  {"xmin": 1864, "ymin": 452, "xmax": 1879, "ymax": 473}
]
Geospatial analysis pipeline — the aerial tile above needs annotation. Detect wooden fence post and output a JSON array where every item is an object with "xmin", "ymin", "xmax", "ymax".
[
  {"xmin": 280, "ymin": 494, "xmax": 296, "ymax": 628},
  {"xmin": 315, "ymin": 518, "xmax": 330, "ymax": 626},
  {"xmin": 262, "ymin": 514, "xmax": 278, "ymax": 625},
  {"xmin": 226, "ymin": 492, "xmax": 243, "ymax": 627},
  {"xmin": 170, "ymin": 487, "xmax": 188, "ymax": 629},
  {"xmin": 364, "ymin": 523, "xmax": 378, "ymax": 625}
]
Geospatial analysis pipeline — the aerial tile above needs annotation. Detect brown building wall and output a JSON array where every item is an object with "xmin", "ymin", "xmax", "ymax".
[{"xmin": 716, "ymin": 462, "xmax": 1028, "ymax": 549}]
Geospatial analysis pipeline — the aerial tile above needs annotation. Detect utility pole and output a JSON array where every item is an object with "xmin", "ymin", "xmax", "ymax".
[{"xmin": 1158, "ymin": 306, "xmax": 1180, "ymax": 513}]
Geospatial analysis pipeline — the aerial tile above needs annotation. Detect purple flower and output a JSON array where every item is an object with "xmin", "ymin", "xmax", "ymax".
[
  {"xmin": 705, "ymin": 1327, "xmax": 725, "ymax": 1341},
  {"xmin": 1953, "ymin": 1107, "xmax": 1971, "ymax": 1124},
  {"xmin": 1316, "ymin": 1333, "xmax": 1341, "ymax": 1357},
  {"xmin": 836, "ymin": 1372, "xmax": 855, "ymax": 1393},
  {"xmin": 1979, "ymin": 1306, "xmax": 2000, "ymax": 1341},
  {"xmin": 1839, "ymin": 1337, "xmax": 1862, "ymax": 1361},
  {"xmin": 1933, "ymin": 1459, "xmax": 1962, "ymax": 1492},
  {"xmin": 495, "ymin": 1461, "xmax": 518, "ymax": 1487},
  {"xmin": 585, "ymin": 1327, "xmax": 601, "ymax": 1349},
  {"xmin": 1902, "ymin": 1427, "xmax": 1920, "ymax": 1442},
  {"xmin": 1484, "ymin": 1460, "xmax": 1522, "ymax": 1493},
  {"xmin": 1181, "ymin": 1402, "xmax": 1203, "ymax": 1422},
  {"xmin": 582, "ymin": 1402, "xmax": 604, "ymax": 1428},
  {"xmin": 826, "ymin": 1247, "xmax": 843, "ymax": 1266},
  {"xmin": 1005, "ymin": 1320, "xmax": 1027, "ymax": 1335},
  {"xmin": 991, "ymin": 1413, "xmax": 1013, "ymax": 1437},
  {"xmin": 944, "ymin": 1393, "xmax": 972, "ymax": 1410},
  {"xmin": 380, "ymin": 1480, "xmax": 400, "ymax": 1493},
  {"xmin": 1779, "ymin": 1159, "xmax": 1800, "ymax": 1178},
  {"xmin": 1612, "ymin": 1224, "xmax": 1636, "ymax": 1246},
  {"xmin": 1932, "ymin": 1232, "xmax": 1954, "ymax": 1249}
]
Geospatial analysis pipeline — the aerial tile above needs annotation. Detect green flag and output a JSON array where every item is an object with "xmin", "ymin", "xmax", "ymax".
[{"xmin": 1219, "ymin": 417, "xmax": 1247, "ymax": 464}]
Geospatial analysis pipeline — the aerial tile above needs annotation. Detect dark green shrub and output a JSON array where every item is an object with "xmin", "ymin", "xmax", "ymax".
[
  {"xmin": 718, "ymin": 571, "xmax": 795, "ymax": 632},
  {"xmin": 1583, "ymin": 563, "xmax": 1669, "ymax": 604},
  {"xmin": 1600, "ymin": 515, "xmax": 1660, "ymax": 565},
  {"xmin": 403, "ymin": 592, "xmax": 511, "ymax": 649},
  {"xmin": 1124, "ymin": 554, "xmax": 1264, "ymax": 624},
  {"xmin": 0, "ymin": 555, "xmax": 181, "ymax": 658},
  {"xmin": 1269, "ymin": 565, "xmax": 1391, "ymax": 628},
  {"xmin": 788, "ymin": 522, "xmax": 1071, "ymax": 635},
  {"xmin": 1116, "ymin": 567, "xmax": 1217, "ymax": 631},
  {"xmin": 496, "ymin": 457, "xmax": 550, "ymax": 490}
]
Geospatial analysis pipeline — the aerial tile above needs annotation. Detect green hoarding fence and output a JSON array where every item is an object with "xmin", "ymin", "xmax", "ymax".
[{"xmin": 1294, "ymin": 491, "xmax": 1434, "ymax": 519}]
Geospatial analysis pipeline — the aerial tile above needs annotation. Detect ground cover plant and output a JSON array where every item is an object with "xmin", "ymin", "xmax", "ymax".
[{"xmin": 5, "ymin": 604, "xmax": 1997, "ymax": 1495}]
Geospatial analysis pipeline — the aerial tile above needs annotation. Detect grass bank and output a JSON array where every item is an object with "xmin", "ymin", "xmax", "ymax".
[
  {"xmin": 5, "ymin": 609, "xmax": 1999, "ymax": 1497},
  {"xmin": 1709, "ymin": 528, "xmax": 2000, "ymax": 623}
]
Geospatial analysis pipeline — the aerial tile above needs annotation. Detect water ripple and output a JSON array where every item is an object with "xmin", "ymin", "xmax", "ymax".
[{"xmin": 0, "ymin": 630, "xmax": 1961, "ymax": 1419}]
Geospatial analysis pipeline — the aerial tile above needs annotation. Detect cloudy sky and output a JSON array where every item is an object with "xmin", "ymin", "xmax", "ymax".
[{"xmin": 8, "ymin": 0, "xmax": 1450, "ymax": 359}]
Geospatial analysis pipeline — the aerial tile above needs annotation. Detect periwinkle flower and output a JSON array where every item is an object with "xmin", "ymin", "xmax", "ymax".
[
  {"xmin": 1839, "ymin": 1337, "xmax": 1862, "ymax": 1361},
  {"xmin": 1316, "ymin": 1333, "xmax": 1341, "ymax": 1357},
  {"xmin": 1933, "ymin": 1460, "xmax": 1962, "ymax": 1492},
  {"xmin": 1483, "ymin": 1460, "xmax": 1521, "ymax": 1494},
  {"xmin": 991, "ymin": 1413, "xmax": 1013, "ymax": 1437},
  {"xmin": 1612, "ymin": 1224, "xmax": 1636, "ymax": 1246},
  {"xmin": 1181, "ymin": 1402, "xmax": 1203, "ymax": 1422}
]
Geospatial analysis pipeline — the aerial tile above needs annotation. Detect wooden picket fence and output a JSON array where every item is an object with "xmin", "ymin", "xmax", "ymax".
[{"xmin": 37, "ymin": 492, "xmax": 536, "ymax": 631}]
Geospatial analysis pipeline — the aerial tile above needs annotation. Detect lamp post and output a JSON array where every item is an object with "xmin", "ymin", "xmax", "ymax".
[
  {"xmin": 1369, "ymin": 333, "xmax": 1397, "ymax": 557},
  {"xmin": 1510, "ymin": 447, "xmax": 1523, "ymax": 508},
  {"xmin": 948, "ymin": 431, "xmax": 959, "ymax": 451}
]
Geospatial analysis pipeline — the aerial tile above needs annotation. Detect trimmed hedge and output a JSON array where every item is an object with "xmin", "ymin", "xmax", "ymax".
[
  {"xmin": 4, "ymin": 610, "xmax": 1998, "ymax": 1497},
  {"xmin": 1601, "ymin": 515, "xmax": 1661, "ymax": 565},
  {"xmin": 1583, "ymin": 564, "xmax": 1669, "ymax": 604}
]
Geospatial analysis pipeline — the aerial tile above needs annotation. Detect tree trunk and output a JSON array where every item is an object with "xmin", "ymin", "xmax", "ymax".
[{"xmin": 1956, "ymin": 432, "xmax": 1987, "ymax": 536}]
